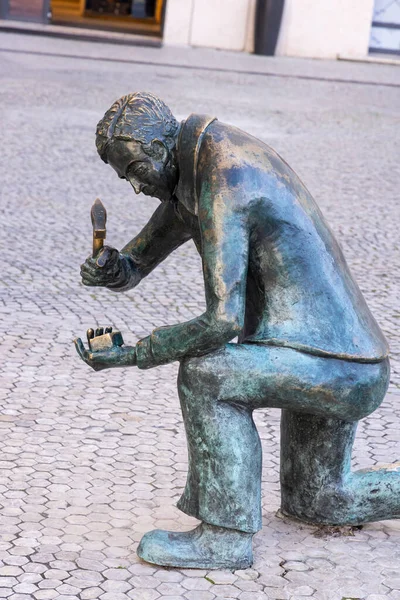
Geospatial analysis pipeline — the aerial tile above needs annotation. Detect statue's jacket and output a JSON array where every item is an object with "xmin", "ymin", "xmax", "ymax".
[{"xmin": 118, "ymin": 114, "xmax": 389, "ymax": 369}]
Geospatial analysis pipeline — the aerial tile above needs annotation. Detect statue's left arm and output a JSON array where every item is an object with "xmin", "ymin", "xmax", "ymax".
[
  {"xmin": 115, "ymin": 198, "xmax": 192, "ymax": 291},
  {"xmin": 135, "ymin": 190, "xmax": 249, "ymax": 369}
]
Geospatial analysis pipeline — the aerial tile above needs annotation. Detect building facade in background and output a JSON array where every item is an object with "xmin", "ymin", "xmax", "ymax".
[
  {"xmin": 0, "ymin": 0, "xmax": 165, "ymax": 36},
  {"xmin": 0, "ymin": 0, "xmax": 399, "ymax": 59}
]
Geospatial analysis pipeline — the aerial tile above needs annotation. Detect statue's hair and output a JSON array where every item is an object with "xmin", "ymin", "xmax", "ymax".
[{"xmin": 96, "ymin": 92, "xmax": 178, "ymax": 162}]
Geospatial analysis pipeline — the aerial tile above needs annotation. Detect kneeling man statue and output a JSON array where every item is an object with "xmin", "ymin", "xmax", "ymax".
[{"xmin": 75, "ymin": 92, "xmax": 398, "ymax": 570}]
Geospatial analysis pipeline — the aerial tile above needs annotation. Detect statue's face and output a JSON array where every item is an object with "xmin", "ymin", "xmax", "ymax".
[{"xmin": 106, "ymin": 139, "xmax": 177, "ymax": 202}]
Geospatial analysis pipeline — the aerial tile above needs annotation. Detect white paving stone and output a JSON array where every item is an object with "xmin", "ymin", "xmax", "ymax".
[{"xmin": 0, "ymin": 29, "xmax": 399, "ymax": 600}]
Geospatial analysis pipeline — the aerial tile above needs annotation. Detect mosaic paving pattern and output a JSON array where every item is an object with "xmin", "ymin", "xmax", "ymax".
[{"xmin": 0, "ymin": 32, "xmax": 400, "ymax": 599}]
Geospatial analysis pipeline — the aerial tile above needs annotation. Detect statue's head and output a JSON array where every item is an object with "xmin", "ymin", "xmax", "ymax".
[{"xmin": 96, "ymin": 92, "xmax": 179, "ymax": 202}]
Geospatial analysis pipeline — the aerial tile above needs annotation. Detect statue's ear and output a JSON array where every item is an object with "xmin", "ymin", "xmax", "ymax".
[{"xmin": 150, "ymin": 140, "xmax": 168, "ymax": 165}]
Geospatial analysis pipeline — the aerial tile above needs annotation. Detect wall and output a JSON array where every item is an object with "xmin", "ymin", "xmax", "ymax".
[
  {"xmin": 163, "ymin": 0, "xmax": 253, "ymax": 51},
  {"xmin": 163, "ymin": 0, "xmax": 375, "ymax": 59},
  {"xmin": 275, "ymin": 0, "xmax": 375, "ymax": 59},
  {"xmin": 162, "ymin": 0, "xmax": 194, "ymax": 46},
  {"xmin": 190, "ymin": 0, "xmax": 251, "ymax": 51}
]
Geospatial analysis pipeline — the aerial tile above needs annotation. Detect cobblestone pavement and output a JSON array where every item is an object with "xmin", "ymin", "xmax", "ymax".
[{"xmin": 1, "ymin": 32, "xmax": 400, "ymax": 600}]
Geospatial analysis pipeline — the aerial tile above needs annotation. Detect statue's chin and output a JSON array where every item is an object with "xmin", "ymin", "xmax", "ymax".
[{"xmin": 153, "ymin": 189, "xmax": 173, "ymax": 202}]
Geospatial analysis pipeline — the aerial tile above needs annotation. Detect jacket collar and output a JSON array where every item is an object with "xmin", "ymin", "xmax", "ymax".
[{"xmin": 175, "ymin": 113, "xmax": 217, "ymax": 215}]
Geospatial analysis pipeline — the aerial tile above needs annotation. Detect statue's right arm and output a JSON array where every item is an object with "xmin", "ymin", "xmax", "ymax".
[{"xmin": 108, "ymin": 200, "xmax": 192, "ymax": 292}]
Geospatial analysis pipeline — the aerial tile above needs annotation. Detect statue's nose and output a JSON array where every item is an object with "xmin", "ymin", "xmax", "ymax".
[{"xmin": 131, "ymin": 181, "xmax": 142, "ymax": 195}]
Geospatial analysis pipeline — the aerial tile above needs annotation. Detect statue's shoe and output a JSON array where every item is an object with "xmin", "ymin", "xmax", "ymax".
[{"xmin": 137, "ymin": 522, "xmax": 253, "ymax": 569}]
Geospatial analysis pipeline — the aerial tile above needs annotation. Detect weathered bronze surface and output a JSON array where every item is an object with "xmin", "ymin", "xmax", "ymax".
[
  {"xmin": 74, "ymin": 92, "xmax": 398, "ymax": 570},
  {"xmin": 91, "ymin": 198, "xmax": 107, "ymax": 258}
]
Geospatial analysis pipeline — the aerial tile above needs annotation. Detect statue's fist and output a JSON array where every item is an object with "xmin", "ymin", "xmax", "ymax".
[{"xmin": 80, "ymin": 246, "xmax": 122, "ymax": 287}]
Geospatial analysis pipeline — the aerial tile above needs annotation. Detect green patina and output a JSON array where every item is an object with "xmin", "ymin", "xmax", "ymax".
[{"xmin": 75, "ymin": 92, "xmax": 399, "ymax": 570}]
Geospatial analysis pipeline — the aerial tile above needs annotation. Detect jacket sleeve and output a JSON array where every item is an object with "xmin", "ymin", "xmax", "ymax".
[
  {"xmin": 135, "ymin": 187, "xmax": 249, "ymax": 369},
  {"xmin": 108, "ymin": 199, "xmax": 192, "ymax": 292}
]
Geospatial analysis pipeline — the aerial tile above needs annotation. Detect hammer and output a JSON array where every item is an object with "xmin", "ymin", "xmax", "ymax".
[
  {"xmin": 91, "ymin": 197, "xmax": 107, "ymax": 259},
  {"xmin": 88, "ymin": 198, "xmax": 124, "ymax": 351}
]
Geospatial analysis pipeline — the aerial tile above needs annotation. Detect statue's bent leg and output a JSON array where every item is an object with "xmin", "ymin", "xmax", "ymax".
[
  {"xmin": 280, "ymin": 358, "xmax": 400, "ymax": 525},
  {"xmin": 177, "ymin": 346, "xmax": 393, "ymax": 529},
  {"xmin": 137, "ymin": 344, "xmax": 265, "ymax": 569},
  {"xmin": 139, "ymin": 345, "xmax": 268, "ymax": 568},
  {"xmin": 138, "ymin": 345, "xmax": 396, "ymax": 567},
  {"xmin": 177, "ymin": 349, "xmax": 263, "ymax": 535}
]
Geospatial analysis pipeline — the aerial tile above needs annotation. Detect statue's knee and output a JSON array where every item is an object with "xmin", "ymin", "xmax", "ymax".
[
  {"xmin": 336, "ymin": 394, "xmax": 381, "ymax": 422},
  {"xmin": 178, "ymin": 356, "xmax": 207, "ymax": 397},
  {"xmin": 352, "ymin": 395, "xmax": 383, "ymax": 421},
  {"xmin": 346, "ymin": 367, "xmax": 388, "ymax": 421},
  {"xmin": 332, "ymin": 361, "xmax": 389, "ymax": 422},
  {"xmin": 178, "ymin": 355, "xmax": 220, "ymax": 403},
  {"xmin": 282, "ymin": 482, "xmax": 353, "ymax": 525}
]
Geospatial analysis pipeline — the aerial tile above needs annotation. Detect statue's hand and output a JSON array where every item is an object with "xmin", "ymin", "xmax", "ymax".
[
  {"xmin": 74, "ymin": 328, "xmax": 136, "ymax": 371},
  {"xmin": 80, "ymin": 246, "xmax": 123, "ymax": 287}
]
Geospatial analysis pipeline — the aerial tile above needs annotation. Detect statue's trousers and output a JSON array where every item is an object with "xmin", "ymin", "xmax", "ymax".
[{"xmin": 176, "ymin": 344, "xmax": 390, "ymax": 533}]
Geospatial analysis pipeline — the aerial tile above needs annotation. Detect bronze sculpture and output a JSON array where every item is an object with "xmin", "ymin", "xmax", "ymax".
[{"xmin": 75, "ymin": 92, "xmax": 399, "ymax": 570}]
